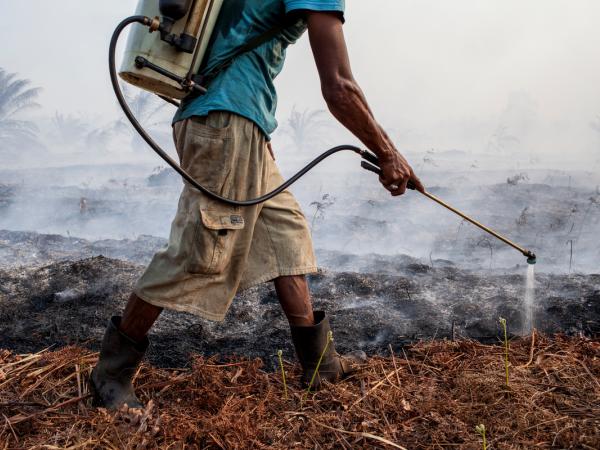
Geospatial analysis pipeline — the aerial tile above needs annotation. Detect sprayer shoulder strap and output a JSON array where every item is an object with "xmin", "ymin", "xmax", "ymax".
[{"xmin": 198, "ymin": 17, "xmax": 296, "ymax": 85}]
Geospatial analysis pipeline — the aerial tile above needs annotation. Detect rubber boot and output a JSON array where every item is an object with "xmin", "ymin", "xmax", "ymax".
[
  {"xmin": 290, "ymin": 311, "xmax": 366, "ymax": 388},
  {"xmin": 90, "ymin": 316, "xmax": 148, "ymax": 409}
]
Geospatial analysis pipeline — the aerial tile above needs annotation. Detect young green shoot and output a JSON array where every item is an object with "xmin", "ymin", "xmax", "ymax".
[
  {"xmin": 302, "ymin": 330, "xmax": 333, "ymax": 405},
  {"xmin": 277, "ymin": 349, "xmax": 288, "ymax": 400},
  {"xmin": 499, "ymin": 317, "xmax": 509, "ymax": 386},
  {"xmin": 475, "ymin": 424, "xmax": 487, "ymax": 450}
]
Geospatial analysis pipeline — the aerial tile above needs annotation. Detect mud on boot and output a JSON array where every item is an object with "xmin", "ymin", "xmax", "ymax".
[
  {"xmin": 290, "ymin": 311, "xmax": 366, "ymax": 389},
  {"xmin": 90, "ymin": 316, "xmax": 148, "ymax": 409}
]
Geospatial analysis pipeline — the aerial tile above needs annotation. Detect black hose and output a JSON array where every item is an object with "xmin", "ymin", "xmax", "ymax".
[{"xmin": 110, "ymin": 16, "xmax": 364, "ymax": 206}]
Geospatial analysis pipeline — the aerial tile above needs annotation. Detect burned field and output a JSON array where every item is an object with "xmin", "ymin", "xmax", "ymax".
[
  {"xmin": 1, "ymin": 231, "xmax": 599, "ymax": 367},
  {"xmin": 1, "ymin": 172, "xmax": 599, "ymax": 448},
  {"xmin": 2, "ymin": 1, "xmax": 599, "ymax": 442},
  {"xmin": 1, "ymin": 232, "xmax": 599, "ymax": 448}
]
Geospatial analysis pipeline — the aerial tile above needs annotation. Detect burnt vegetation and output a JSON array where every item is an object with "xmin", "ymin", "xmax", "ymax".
[{"xmin": 1, "ymin": 336, "xmax": 598, "ymax": 449}]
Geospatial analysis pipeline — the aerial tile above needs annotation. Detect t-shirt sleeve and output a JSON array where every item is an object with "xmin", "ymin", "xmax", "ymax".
[{"xmin": 284, "ymin": 0, "xmax": 345, "ymax": 21}]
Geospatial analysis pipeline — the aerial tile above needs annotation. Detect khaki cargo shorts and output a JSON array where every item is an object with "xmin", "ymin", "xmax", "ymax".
[{"xmin": 134, "ymin": 112, "xmax": 317, "ymax": 321}]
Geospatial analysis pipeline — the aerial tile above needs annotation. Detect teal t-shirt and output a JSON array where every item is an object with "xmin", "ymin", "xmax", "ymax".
[{"xmin": 173, "ymin": 0, "xmax": 345, "ymax": 138}]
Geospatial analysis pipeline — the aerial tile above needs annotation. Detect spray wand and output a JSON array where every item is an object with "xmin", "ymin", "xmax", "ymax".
[{"xmin": 360, "ymin": 155, "xmax": 536, "ymax": 265}]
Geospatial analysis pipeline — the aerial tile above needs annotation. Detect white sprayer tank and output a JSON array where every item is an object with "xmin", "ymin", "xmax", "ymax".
[{"xmin": 120, "ymin": 0, "xmax": 224, "ymax": 99}]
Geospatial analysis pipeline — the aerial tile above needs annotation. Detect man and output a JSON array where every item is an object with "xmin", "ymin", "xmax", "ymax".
[{"xmin": 92, "ymin": 0, "xmax": 424, "ymax": 409}]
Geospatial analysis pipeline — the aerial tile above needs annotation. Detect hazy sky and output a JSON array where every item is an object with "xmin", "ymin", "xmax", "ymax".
[{"xmin": 2, "ymin": 0, "xmax": 599, "ymax": 160}]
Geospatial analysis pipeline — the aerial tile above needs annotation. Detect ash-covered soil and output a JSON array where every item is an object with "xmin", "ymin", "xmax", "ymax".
[
  {"xmin": 0, "ymin": 229, "xmax": 165, "ymax": 268},
  {"xmin": 1, "ymin": 232, "xmax": 598, "ymax": 369}
]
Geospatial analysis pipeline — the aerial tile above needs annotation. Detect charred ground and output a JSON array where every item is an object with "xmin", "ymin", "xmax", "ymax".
[
  {"xmin": 1, "ymin": 164, "xmax": 599, "ymax": 369},
  {"xmin": 1, "ymin": 231, "xmax": 598, "ymax": 370}
]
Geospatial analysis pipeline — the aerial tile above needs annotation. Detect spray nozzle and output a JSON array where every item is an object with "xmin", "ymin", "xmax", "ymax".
[{"xmin": 525, "ymin": 251, "xmax": 537, "ymax": 265}]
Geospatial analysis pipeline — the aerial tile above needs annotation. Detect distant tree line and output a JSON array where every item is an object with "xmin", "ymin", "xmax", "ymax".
[{"xmin": 0, "ymin": 67, "xmax": 172, "ymax": 159}]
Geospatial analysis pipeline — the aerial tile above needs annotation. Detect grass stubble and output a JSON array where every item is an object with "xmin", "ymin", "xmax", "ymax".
[{"xmin": 0, "ymin": 334, "xmax": 598, "ymax": 449}]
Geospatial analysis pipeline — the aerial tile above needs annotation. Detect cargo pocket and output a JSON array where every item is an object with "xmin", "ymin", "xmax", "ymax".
[{"xmin": 187, "ymin": 202, "xmax": 245, "ymax": 275}]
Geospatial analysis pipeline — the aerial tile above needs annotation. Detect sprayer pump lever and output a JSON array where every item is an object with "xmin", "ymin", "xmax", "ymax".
[{"xmin": 134, "ymin": 56, "xmax": 207, "ymax": 95}]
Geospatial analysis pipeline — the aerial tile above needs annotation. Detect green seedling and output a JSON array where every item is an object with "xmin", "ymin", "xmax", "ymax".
[
  {"xmin": 499, "ymin": 317, "xmax": 509, "ymax": 386},
  {"xmin": 475, "ymin": 424, "xmax": 487, "ymax": 450},
  {"xmin": 302, "ymin": 330, "xmax": 333, "ymax": 405},
  {"xmin": 277, "ymin": 349, "xmax": 288, "ymax": 400}
]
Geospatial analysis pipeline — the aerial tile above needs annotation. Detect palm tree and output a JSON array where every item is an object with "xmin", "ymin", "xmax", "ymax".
[
  {"xmin": 487, "ymin": 124, "xmax": 519, "ymax": 153},
  {"xmin": 52, "ymin": 112, "xmax": 92, "ymax": 149},
  {"xmin": 0, "ymin": 68, "xmax": 41, "ymax": 155},
  {"xmin": 281, "ymin": 106, "xmax": 330, "ymax": 152},
  {"xmin": 113, "ymin": 86, "xmax": 172, "ymax": 152}
]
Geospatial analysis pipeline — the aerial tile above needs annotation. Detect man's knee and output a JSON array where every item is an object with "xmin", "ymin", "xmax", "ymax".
[{"xmin": 274, "ymin": 274, "xmax": 308, "ymax": 290}]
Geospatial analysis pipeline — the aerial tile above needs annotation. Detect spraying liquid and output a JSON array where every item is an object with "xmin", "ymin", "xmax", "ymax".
[{"xmin": 522, "ymin": 264, "xmax": 536, "ymax": 335}]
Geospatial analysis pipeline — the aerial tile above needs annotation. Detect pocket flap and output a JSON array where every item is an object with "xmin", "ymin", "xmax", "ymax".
[{"xmin": 200, "ymin": 208, "xmax": 245, "ymax": 230}]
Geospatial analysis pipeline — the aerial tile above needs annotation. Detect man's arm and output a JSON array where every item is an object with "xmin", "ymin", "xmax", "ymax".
[{"xmin": 306, "ymin": 12, "xmax": 424, "ymax": 195}]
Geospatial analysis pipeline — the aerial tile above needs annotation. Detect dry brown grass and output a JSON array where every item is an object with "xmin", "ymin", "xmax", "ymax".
[{"xmin": 1, "ymin": 334, "xmax": 599, "ymax": 449}]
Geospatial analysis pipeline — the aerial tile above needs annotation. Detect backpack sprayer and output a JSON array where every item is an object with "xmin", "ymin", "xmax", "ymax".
[{"xmin": 110, "ymin": 0, "xmax": 537, "ymax": 265}]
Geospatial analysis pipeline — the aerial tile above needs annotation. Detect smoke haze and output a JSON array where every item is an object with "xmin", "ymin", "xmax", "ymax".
[
  {"xmin": 1, "ymin": 0, "xmax": 599, "ymax": 274},
  {"xmin": 2, "ymin": 1, "xmax": 599, "ymax": 162}
]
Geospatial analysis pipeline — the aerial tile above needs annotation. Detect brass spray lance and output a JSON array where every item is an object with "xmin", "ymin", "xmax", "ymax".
[{"xmin": 359, "ymin": 152, "xmax": 537, "ymax": 265}]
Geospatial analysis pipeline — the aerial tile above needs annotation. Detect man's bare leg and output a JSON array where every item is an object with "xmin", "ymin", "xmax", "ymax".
[
  {"xmin": 275, "ymin": 274, "xmax": 366, "ymax": 387},
  {"xmin": 274, "ymin": 275, "xmax": 315, "ymax": 326},
  {"xmin": 119, "ymin": 293, "xmax": 163, "ymax": 342}
]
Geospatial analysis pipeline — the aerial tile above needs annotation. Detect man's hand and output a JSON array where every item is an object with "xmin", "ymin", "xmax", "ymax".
[
  {"xmin": 306, "ymin": 11, "xmax": 425, "ymax": 196},
  {"xmin": 378, "ymin": 151, "xmax": 424, "ymax": 195}
]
